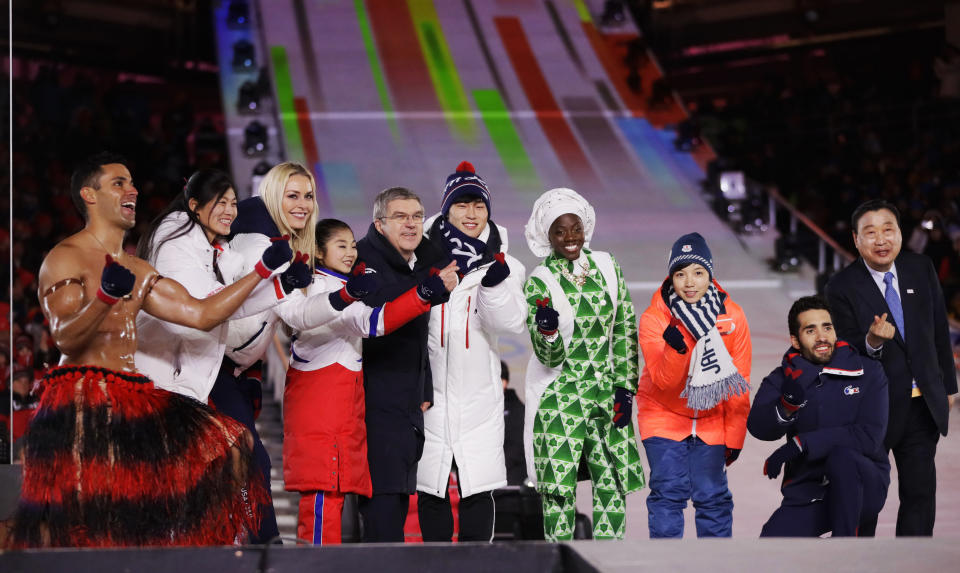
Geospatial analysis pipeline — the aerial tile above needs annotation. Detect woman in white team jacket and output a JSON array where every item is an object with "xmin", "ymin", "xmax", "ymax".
[
  {"xmin": 134, "ymin": 169, "xmax": 307, "ymax": 404},
  {"xmin": 416, "ymin": 162, "xmax": 527, "ymax": 542}
]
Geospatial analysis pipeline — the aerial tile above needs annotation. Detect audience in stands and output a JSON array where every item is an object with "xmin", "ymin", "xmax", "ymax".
[
  {"xmin": 687, "ymin": 40, "xmax": 960, "ymax": 323},
  {"xmin": 10, "ymin": 61, "xmax": 229, "ymax": 417}
]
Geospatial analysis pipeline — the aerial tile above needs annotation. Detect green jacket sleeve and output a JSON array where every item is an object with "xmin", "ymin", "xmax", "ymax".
[{"xmin": 524, "ymin": 275, "xmax": 566, "ymax": 368}]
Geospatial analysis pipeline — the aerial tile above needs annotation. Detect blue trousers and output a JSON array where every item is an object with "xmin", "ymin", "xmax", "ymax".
[
  {"xmin": 761, "ymin": 447, "xmax": 889, "ymax": 537},
  {"xmin": 209, "ymin": 360, "xmax": 280, "ymax": 544},
  {"xmin": 642, "ymin": 436, "xmax": 732, "ymax": 538}
]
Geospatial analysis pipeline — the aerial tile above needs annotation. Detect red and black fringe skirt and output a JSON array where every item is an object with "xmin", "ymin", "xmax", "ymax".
[{"xmin": 5, "ymin": 365, "xmax": 267, "ymax": 548}]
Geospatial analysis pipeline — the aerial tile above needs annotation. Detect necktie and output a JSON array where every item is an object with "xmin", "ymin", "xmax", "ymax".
[
  {"xmin": 212, "ymin": 250, "xmax": 225, "ymax": 285},
  {"xmin": 883, "ymin": 271, "xmax": 905, "ymax": 341}
]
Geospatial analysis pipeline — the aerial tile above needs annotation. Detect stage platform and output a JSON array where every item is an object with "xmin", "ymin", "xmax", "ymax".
[{"xmin": 3, "ymin": 538, "xmax": 959, "ymax": 573}]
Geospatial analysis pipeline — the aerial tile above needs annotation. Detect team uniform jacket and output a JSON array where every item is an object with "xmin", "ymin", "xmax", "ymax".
[
  {"xmin": 636, "ymin": 280, "xmax": 752, "ymax": 449},
  {"xmin": 283, "ymin": 268, "xmax": 431, "ymax": 495},
  {"xmin": 417, "ymin": 218, "xmax": 527, "ymax": 499},
  {"xmin": 224, "ymin": 197, "xmax": 343, "ymax": 372},
  {"xmin": 135, "ymin": 211, "xmax": 288, "ymax": 402},
  {"xmin": 357, "ymin": 223, "xmax": 451, "ymax": 495},
  {"xmin": 747, "ymin": 342, "xmax": 890, "ymax": 505}
]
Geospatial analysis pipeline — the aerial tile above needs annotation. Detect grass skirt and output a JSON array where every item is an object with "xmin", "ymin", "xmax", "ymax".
[{"xmin": 5, "ymin": 365, "xmax": 266, "ymax": 548}]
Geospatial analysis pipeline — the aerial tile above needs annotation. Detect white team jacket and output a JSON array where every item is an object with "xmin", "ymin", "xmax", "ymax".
[
  {"xmin": 417, "ymin": 219, "xmax": 528, "ymax": 499},
  {"xmin": 135, "ymin": 212, "xmax": 288, "ymax": 402},
  {"xmin": 224, "ymin": 232, "xmax": 344, "ymax": 372},
  {"xmin": 288, "ymin": 269, "xmax": 410, "ymax": 372}
]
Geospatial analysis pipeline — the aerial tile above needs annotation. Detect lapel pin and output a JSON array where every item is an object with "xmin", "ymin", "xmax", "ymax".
[{"xmin": 906, "ymin": 289, "xmax": 914, "ymax": 294}]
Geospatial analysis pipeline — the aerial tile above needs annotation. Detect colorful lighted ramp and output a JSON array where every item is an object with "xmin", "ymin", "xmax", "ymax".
[{"xmin": 254, "ymin": 0, "xmax": 706, "ymax": 221}]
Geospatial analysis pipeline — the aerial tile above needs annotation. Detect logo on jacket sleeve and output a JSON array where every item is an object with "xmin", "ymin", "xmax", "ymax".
[{"xmin": 843, "ymin": 385, "xmax": 860, "ymax": 396}]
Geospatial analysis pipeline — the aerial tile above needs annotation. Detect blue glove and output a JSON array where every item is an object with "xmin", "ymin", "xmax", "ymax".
[
  {"xmin": 255, "ymin": 235, "xmax": 293, "ymax": 278},
  {"xmin": 725, "ymin": 448, "xmax": 741, "ymax": 467},
  {"xmin": 329, "ymin": 263, "xmax": 380, "ymax": 310},
  {"xmin": 345, "ymin": 262, "xmax": 379, "ymax": 300},
  {"xmin": 763, "ymin": 437, "xmax": 802, "ymax": 479},
  {"xmin": 662, "ymin": 317, "xmax": 687, "ymax": 354},
  {"xmin": 481, "ymin": 252, "xmax": 510, "ymax": 287},
  {"xmin": 612, "ymin": 387, "xmax": 634, "ymax": 429},
  {"xmin": 97, "ymin": 254, "xmax": 136, "ymax": 304},
  {"xmin": 241, "ymin": 377, "xmax": 263, "ymax": 421},
  {"xmin": 535, "ymin": 298, "xmax": 559, "ymax": 335},
  {"xmin": 279, "ymin": 251, "xmax": 312, "ymax": 293},
  {"xmin": 416, "ymin": 267, "xmax": 449, "ymax": 305},
  {"xmin": 777, "ymin": 377, "xmax": 807, "ymax": 419}
]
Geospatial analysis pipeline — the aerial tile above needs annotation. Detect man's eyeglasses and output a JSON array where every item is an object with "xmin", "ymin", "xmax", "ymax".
[{"xmin": 379, "ymin": 213, "xmax": 425, "ymax": 224}]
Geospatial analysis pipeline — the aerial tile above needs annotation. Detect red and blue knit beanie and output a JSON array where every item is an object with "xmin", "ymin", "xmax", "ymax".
[{"xmin": 441, "ymin": 161, "xmax": 491, "ymax": 218}]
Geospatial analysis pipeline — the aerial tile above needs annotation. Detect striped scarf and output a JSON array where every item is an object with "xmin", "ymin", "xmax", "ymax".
[
  {"xmin": 668, "ymin": 283, "xmax": 723, "ymax": 340},
  {"xmin": 667, "ymin": 283, "xmax": 749, "ymax": 410}
]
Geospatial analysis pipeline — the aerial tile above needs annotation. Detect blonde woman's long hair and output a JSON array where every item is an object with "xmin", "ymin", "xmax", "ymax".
[{"xmin": 257, "ymin": 162, "xmax": 319, "ymax": 265}]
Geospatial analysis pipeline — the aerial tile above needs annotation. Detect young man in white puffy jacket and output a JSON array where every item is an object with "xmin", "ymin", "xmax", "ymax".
[{"xmin": 416, "ymin": 162, "xmax": 527, "ymax": 542}]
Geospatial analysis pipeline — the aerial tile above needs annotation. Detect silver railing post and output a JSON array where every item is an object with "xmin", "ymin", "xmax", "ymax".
[
  {"xmin": 818, "ymin": 239, "xmax": 826, "ymax": 274},
  {"xmin": 769, "ymin": 194, "xmax": 776, "ymax": 230}
]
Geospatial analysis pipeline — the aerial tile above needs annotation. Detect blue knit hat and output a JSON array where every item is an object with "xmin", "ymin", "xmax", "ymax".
[
  {"xmin": 441, "ymin": 161, "xmax": 491, "ymax": 217},
  {"xmin": 668, "ymin": 232, "xmax": 713, "ymax": 278}
]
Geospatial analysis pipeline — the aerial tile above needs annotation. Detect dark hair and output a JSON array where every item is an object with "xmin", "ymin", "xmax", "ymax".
[
  {"xmin": 136, "ymin": 169, "xmax": 235, "ymax": 260},
  {"xmin": 500, "ymin": 360, "xmax": 510, "ymax": 382},
  {"xmin": 788, "ymin": 295, "xmax": 832, "ymax": 338},
  {"xmin": 70, "ymin": 152, "xmax": 129, "ymax": 219},
  {"xmin": 315, "ymin": 218, "xmax": 353, "ymax": 259},
  {"xmin": 851, "ymin": 199, "xmax": 901, "ymax": 234},
  {"xmin": 450, "ymin": 193, "xmax": 483, "ymax": 205}
]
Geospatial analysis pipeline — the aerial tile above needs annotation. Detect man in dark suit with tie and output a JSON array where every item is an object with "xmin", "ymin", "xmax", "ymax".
[{"xmin": 826, "ymin": 199, "xmax": 957, "ymax": 536}]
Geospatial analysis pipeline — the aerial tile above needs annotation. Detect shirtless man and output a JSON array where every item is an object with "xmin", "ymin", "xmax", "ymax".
[{"xmin": 5, "ymin": 152, "xmax": 292, "ymax": 548}]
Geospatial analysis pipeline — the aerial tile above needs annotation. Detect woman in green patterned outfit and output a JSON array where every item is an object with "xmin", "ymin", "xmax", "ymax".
[{"xmin": 522, "ymin": 188, "xmax": 645, "ymax": 541}]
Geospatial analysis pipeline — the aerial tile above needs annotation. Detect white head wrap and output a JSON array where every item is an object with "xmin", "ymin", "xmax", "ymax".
[{"xmin": 524, "ymin": 187, "xmax": 596, "ymax": 258}]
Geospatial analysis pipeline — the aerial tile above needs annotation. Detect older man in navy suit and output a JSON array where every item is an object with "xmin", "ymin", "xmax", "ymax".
[{"xmin": 826, "ymin": 199, "xmax": 957, "ymax": 536}]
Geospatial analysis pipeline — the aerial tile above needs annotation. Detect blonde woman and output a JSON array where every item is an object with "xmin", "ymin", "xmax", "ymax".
[{"xmin": 211, "ymin": 162, "xmax": 347, "ymax": 543}]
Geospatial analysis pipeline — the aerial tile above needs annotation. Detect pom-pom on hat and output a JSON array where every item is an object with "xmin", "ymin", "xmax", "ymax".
[
  {"xmin": 668, "ymin": 232, "xmax": 714, "ymax": 279},
  {"xmin": 442, "ymin": 161, "xmax": 491, "ymax": 217}
]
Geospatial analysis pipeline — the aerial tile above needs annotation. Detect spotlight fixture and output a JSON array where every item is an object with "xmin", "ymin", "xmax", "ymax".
[
  {"xmin": 243, "ymin": 121, "xmax": 268, "ymax": 156},
  {"xmin": 232, "ymin": 40, "xmax": 256, "ymax": 71}
]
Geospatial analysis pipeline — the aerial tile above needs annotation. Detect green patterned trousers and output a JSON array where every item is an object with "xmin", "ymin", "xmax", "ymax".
[{"xmin": 534, "ymin": 384, "xmax": 628, "ymax": 541}]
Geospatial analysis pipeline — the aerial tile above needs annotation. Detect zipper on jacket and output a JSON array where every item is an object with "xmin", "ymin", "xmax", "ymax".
[
  {"xmin": 465, "ymin": 296, "xmax": 471, "ymax": 349},
  {"xmin": 440, "ymin": 303, "xmax": 445, "ymax": 347},
  {"xmin": 691, "ymin": 411, "xmax": 698, "ymax": 437}
]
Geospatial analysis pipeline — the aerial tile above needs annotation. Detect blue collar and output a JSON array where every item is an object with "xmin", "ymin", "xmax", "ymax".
[{"xmin": 317, "ymin": 266, "xmax": 349, "ymax": 281}]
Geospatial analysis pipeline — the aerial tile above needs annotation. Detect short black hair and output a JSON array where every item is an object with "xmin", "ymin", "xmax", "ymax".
[
  {"xmin": 450, "ymin": 193, "xmax": 483, "ymax": 205},
  {"xmin": 70, "ymin": 152, "xmax": 129, "ymax": 219},
  {"xmin": 788, "ymin": 295, "xmax": 832, "ymax": 338},
  {"xmin": 500, "ymin": 360, "xmax": 510, "ymax": 382},
  {"xmin": 315, "ymin": 218, "xmax": 353, "ymax": 251},
  {"xmin": 851, "ymin": 199, "xmax": 900, "ymax": 234}
]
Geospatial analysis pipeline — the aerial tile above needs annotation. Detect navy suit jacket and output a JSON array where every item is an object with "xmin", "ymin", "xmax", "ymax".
[
  {"xmin": 826, "ymin": 251, "xmax": 956, "ymax": 445},
  {"xmin": 357, "ymin": 223, "xmax": 451, "ymax": 495}
]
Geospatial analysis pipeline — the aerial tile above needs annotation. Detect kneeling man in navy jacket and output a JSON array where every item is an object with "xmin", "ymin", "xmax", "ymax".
[{"xmin": 748, "ymin": 295, "xmax": 890, "ymax": 537}]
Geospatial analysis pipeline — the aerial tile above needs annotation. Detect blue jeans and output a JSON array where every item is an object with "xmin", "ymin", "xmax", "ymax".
[{"xmin": 642, "ymin": 436, "xmax": 733, "ymax": 538}]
